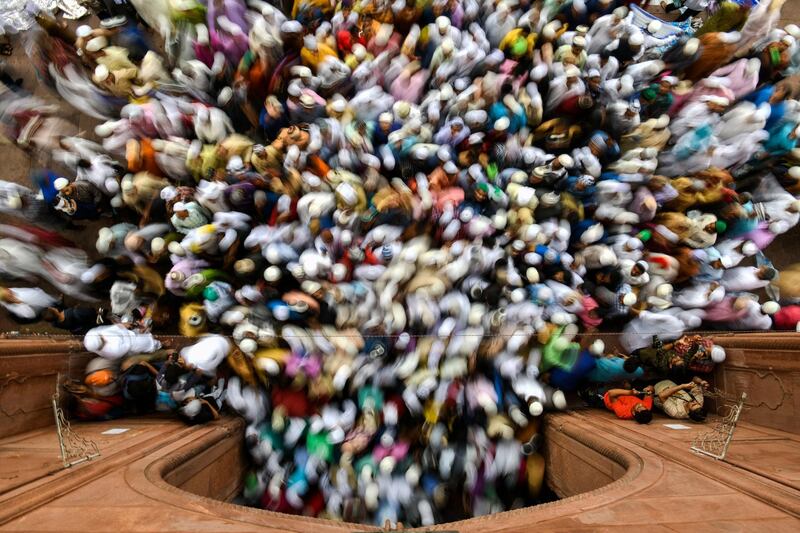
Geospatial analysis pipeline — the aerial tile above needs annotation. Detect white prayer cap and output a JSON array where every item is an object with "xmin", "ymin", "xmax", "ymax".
[
  {"xmin": 439, "ymin": 83, "xmax": 454, "ymax": 101},
  {"xmin": 613, "ymin": 6, "xmax": 628, "ymax": 18},
  {"xmin": 494, "ymin": 116, "xmax": 510, "ymax": 132},
  {"xmin": 789, "ymin": 166, "xmax": 800, "ymax": 179},
  {"xmin": 336, "ymin": 182, "xmax": 358, "ymax": 205},
  {"xmin": 86, "ymin": 36, "xmax": 108, "ymax": 52},
  {"xmin": 437, "ymin": 145, "xmax": 451, "ymax": 162},
  {"xmin": 286, "ymin": 83, "xmax": 303, "ymax": 97},
  {"xmin": 465, "ymin": 109, "xmax": 488, "ymax": 127},
  {"xmin": 227, "ymin": 155, "xmax": 244, "ymax": 172},
  {"xmin": 218, "ymin": 86, "xmax": 233, "ymax": 105},
  {"xmin": 299, "ymin": 93, "xmax": 315, "ymax": 108},
  {"xmin": 711, "ymin": 345, "xmax": 726, "ymax": 363},
  {"xmin": 280, "ymin": 20, "xmax": 302, "ymax": 34},
  {"xmin": 741, "ymin": 241, "xmax": 759, "ymax": 256},
  {"xmin": 762, "ymin": 301, "xmax": 780, "ymax": 315},
  {"xmin": 54, "ymin": 178, "xmax": 69, "ymax": 191},
  {"xmin": 395, "ymin": 101, "xmax": 411, "ymax": 118},
  {"xmin": 290, "ymin": 65, "xmax": 312, "ymax": 78},
  {"xmin": 84, "ymin": 332, "xmax": 104, "ymax": 353},
  {"xmin": 468, "ymin": 132, "xmax": 484, "ymax": 145},
  {"xmin": 683, "ymin": 38, "xmax": 700, "ymax": 56},
  {"xmin": 305, "ymin": 35, "xmax": 323, "ymax": 52},
  {"xmin": 622, "ymin": 292, "xmax": 637, "ymax": 306},
  {"xmin": 362, "ymin": 153, "xmax": 381, "ymax": 169},
  {"xmin": 557, "ymin": 154, "xmax": 574, "ymax": 168},
  {"xmin": 572, "ymin": 35, "xmax": 586, "ymax": 48},
  {"xmin": 786, "ymin": 24, "xmax": 800, "ymax": 39},
  {"xmin": 331, "ymin": 98, "xmax": 346, "ymax": 113},
  {"xmin": 436, "ymin": 16, "xmax": 450, "ymax": 31},
  {"xmin": 93, "ymin": 64, "xmax": 110, "ymax": 83},
  {"xmin": 264, "ymin": 266, "xmax": 282, "ymax": 282},
  {"xmin": 587, "ymin": 68, "xmax": 600, "ymax": 78},
  {"xmin": 701, "ymin": 95, "xmax": 729, "ymax": 107},
  {"xmin": 441, "ymin": 38, "xmax": 454, "ymax": 54},
  {"xmin": 352, "ymin": 43, "xmax": 367, "ymax": 60},
  {"xmin": 453, "ymin": 77, "xmax": 469, "ymax": 91},
  {"xmin": 648, "ymin": 20, "xmax": 662, "ymax": 34},
  {"xmin": 76, "ymin": 25, "xmax": 92, "ymax": 38},
  {"xmin": 301, "ymin": 280, "xmax": 322, "ymax": 294},
  {"xmin": 411, "ymin": 145, "xmax": 429, "ymax": 160},
  {"xmin": 629, "ymin": 32, "xmax": 644, "ymax": 46},
  {"xmin": 443, "ymin": 161, "xmax": 458, "ymax": 174},
  {"xmin": 379, "ymin": 112, "xmax": 393, "ymax": 124},
  {"xmin": 565, "ymin": 65, "xmax": 581, "ymax": 78},
  {"xmin": 720, "ymin": 255, "xmax": 734, "ymax": 268}
]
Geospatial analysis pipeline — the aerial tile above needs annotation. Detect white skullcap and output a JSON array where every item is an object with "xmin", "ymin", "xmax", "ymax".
[
  {"xmin": 684, "ymin": 38, "xmax": 700, "ymax": 55},
  {"xmin": 762, "ymin": 301, "xmax": 780, "ymax": 315},
  {"xmin": 443, "ymin": 161, "xmax": 458, "ymax": 174},
  {"xmin": 331, "ymin": 98, "xmax": 346, "ymax": 113},
  {"xmin": 379, "ymin": 112, "xmax": 393, "ymax": 123},
  {"xmin": 648, "ymin": 20, "xmax": 663, "ymax": 34},
  {"xmin": 76, "ymin": 25, "xmax": 92, "ymax": 38},
  {"xmin": 557, "ymin": 154, "xmax": 574, "ymax": 168},
  {"xmin": 437, "ymin": 146, "xmax": 451, "ymax": 162},
  {"xmin": 281, "ymin": 20, "xmax": 302, "ymax": 34},
  {"xmin": 494, "ymin": 116, "xmax": 510, "ymax": 132},
  {"xmin": 84, "ymin": 332, "xmax": 104, "ymax": 353},
  {"xmin": 441, "ymin": 38, "xmax": 454, "ymax": 54},
  {"xmin": 291, "ymin": 65, "xmax": 312, "ymax": 78},
  {"xmin": 565, "ymin": 65, "xmax": 581, "ymax": 78},
  {"xmin": 572, "ymin": 35, "xmax": 586, "ymax": 48},
  {"xmin": 436, "ymin": 16, "xmax": 450, "ymax": 31},
  {"xmin": 85, "ymin": 36, "xmax": 108, "ymax": 52},
  {"xmin": 264, "ymin": 266, "xmax": 282, "ymax": 282},
  {"xmin": 287, "ymin": 82, "xmax": 302, "ymax": 97},
  {"xmin": 93, "ymin": 64, "xmax": 110, "ymax": 83},
  {"xmin": 226, "ymin": 155, "xmax": 244, "ymax": 171},
  {"xmin": 301, "ymin": 280, "xmax": 322, "ymax": 295},
  {"xmin": 54, "ymin": 178, "xmax": 69, "ymax": 191},
  {"xmin": 711, "ymin": 345, "xmax": 726, "ymax": 363},
  {"xmin": 629, "ymin": 32, "xmax": 644, "ymax": 46},
  {"xmin": 613, "ymin": 6, "xmax": 628, "ymax": 18},
  {"xmin": 701, "ymin": 95, "xmax": 730, "ymax": 106}
]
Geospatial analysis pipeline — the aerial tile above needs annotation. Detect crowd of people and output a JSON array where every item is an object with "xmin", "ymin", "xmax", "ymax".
[{"xmin": 1, "ymin": 0, "xmax": 800, "ymax": 526}]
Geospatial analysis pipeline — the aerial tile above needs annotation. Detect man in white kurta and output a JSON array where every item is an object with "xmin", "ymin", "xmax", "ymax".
[{"xmin": 84, "ymin": 324, "xmax": 162, "ymax": 360}]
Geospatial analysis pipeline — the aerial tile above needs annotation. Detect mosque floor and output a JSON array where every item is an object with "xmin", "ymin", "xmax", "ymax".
[{"xmin": 0, "ymin": 410, "xmax": 797, "ymax": 531}]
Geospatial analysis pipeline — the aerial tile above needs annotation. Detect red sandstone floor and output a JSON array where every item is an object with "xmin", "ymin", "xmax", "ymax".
[{"xmin": 0, "ymin": 411, "xmax": 797, "ymax": 532}]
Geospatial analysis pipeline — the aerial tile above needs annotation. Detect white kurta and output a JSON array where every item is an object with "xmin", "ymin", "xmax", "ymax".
[
  {"xmin": 84, "ymin": 325, "xmax": 162, "ymax": 360},
  {"xmin": 181, "ymin": 335, "xmax": 231, "ymax": 376},
  {"xmin": 1, "ymin": 287, "xmax": 58, "ymax": 320}
]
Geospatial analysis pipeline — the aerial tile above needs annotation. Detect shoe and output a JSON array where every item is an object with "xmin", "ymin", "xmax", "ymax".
[{"xmin": 101, "ymin": 16, "xmax": 127, "ymax": 28}]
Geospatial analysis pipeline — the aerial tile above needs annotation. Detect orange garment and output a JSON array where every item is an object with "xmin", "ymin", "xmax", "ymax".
[
  {"xmin": 306, "ymin": 154, "xmax": 331, "ymax": 178},
  {"xmin": 604, "ymin": 391, "xmax": 653, "ymax": 420},
  {"xmin": 127, "ymin": 138, "xmax": 164, "ymax": 176}
]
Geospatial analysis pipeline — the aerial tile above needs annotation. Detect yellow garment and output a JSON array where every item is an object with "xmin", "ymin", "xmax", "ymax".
[
  {"xmin": 300, "ymin": 42, "xmax": 339, "ymax": 70},
  {"xmin": 499, "ymin": 28, "xmax": 536, "ymax": 57},
  {"xmin": 97, "ymin": 46, "xmax": 139, "ymax": 96}
]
